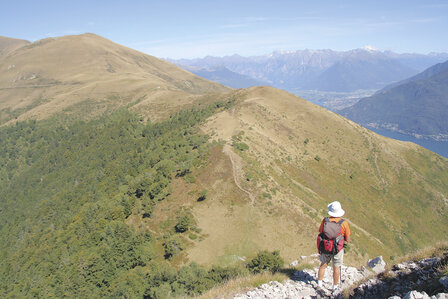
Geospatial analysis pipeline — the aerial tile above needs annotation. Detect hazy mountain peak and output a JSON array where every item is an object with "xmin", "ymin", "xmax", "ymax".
[{"xmin": 362, "ymin": 45, "xmax": 380, "ymax": 52}]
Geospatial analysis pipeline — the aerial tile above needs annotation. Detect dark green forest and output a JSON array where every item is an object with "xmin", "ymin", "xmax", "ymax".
[{"xmin": 0, "ymin": 100, "xmax": 250, "ymax": 298}]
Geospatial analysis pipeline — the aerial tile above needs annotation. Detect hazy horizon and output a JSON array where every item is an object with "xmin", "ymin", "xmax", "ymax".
[{"xmin": 2, "ymin": 0, "xmax": 448, "ymax": 59}]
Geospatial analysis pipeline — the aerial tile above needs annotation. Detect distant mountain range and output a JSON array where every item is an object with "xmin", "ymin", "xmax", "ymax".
[
  {"xmin": 341, "ymin": 60, "xmax": 448, "ymax": 141},
  {"xmin": 183, "ymin": 65, "xmax": 266, "ymax": 89},
  {"xmin": 171, "ymin": 49, "xmax": 448, "ymax": 92}
]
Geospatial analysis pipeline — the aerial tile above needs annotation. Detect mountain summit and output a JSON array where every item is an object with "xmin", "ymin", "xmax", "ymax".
[{"xmin": 0, "ymin": 33, "xmax": 230, "ymax": 123}]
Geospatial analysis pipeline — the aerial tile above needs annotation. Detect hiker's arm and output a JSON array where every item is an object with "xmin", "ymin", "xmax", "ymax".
[{"xmin": 345, "ymin": 236, "xmax": 351, "ymax": 243}]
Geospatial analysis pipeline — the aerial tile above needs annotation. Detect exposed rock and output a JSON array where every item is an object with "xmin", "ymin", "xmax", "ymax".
[
  {"xmin": 419, "ymin": 258, "xmax": 441, "ymax": 267},
  {"xmin": 440, "ymin": 276, "xmax": 448, "ymax": 290},
  {"xmin": 235, "ymin": 255, "xmax": 447, "ymax": 299},
  {"xmin": 351, "ymin": 256, "xmax": 447, "ymax": 299},
  {"xmin": 403, "ymin": 290, "xmax": 430, "ymax": 299},
  {"xmin": 290, "ymin": 260, "xmax": 299, "ymax": 267},
  {"xmin": 235, "ymin": 265, "xmax": 367, "ymax": 298},
  {"xmin": 368, "ymin": 256, "xmax": 386, "ymax": 273}
]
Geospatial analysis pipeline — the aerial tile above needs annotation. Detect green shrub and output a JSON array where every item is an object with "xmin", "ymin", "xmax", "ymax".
[
  {"xmin": 247, "ymin": 250, "xmax": 284, "ymax": 273},
  {"xmin": 262, "ymin": 192, "xmax": 272, "ymax": 199},
  {"xmin": 314, "ymin": 155, "xmax": 321, "ymax": 162},
  {"xmin": 175, "ymin": 214, "xmax": 193, "ymax": 233},
  {"xmin": 197, "ymin": 190, "xmax": 208, "ymax": 202},
  {"xmin": 233, "ymin": 141, "xmax": 249, "ymax": 151},
  {"xmin": 163, "ymin": 236, "xmax": 185, "ymax": 259}
]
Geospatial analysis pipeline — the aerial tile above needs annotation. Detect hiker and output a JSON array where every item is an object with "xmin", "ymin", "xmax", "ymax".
[{"xmin": 316, "ymin": 201, "xmax": 351, "ymax": 293}]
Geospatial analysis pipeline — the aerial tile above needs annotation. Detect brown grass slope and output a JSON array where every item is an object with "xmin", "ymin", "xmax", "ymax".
[
  {"xmin": 0, "ymin": 33, "xmax": 231, "ymax": 123},
  {"xmin": 0, "ymin": 36, "xmax": 30, "ymax": 57},
  {"xmin": 163, "ymin": 86, "xmax": 448, "ymax": 267}
]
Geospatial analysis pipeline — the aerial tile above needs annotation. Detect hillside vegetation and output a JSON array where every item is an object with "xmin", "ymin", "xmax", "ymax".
[
  {"xmin": 0, "ymin": 99, "xmax": 248, "ymax": 298},
  {"xmin": 189, "ymin": 86, "xmax": 448, "ymax": 266}
]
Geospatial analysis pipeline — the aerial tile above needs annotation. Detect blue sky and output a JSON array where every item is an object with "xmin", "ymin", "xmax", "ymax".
[{"xmin": 1, "ymin": 0, "xmax": 448, "ymax": 58}]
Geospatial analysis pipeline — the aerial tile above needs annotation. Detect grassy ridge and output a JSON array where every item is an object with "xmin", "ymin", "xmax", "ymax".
[{"xmin": 199, "ymin": 86, "xmax": 448, "ymax": 266}]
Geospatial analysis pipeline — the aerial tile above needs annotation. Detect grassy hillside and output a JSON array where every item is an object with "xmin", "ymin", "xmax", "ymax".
[
  {"xmin": 1, "ymin": 85, "xmax": 447, "ymax": 297},
  {"xmin": 183, "ymin": 86, "xmax": 448, "ymax": 266},
  {"xmin": 0, "ymin": 33, "xmax": 231, "ymax": 124},
  {"xmin": 0, "ymin": 35, "xmax": 29, "ymax": 57}
]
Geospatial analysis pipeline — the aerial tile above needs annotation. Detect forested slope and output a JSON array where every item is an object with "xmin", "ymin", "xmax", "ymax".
[{"xmin": 0, "ymin": 100, "xmax": 242, "ymax": 298}]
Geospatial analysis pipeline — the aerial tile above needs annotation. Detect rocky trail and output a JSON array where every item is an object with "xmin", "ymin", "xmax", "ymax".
[{"xmin": 233, "ymin": 254, "xmax": 448, "ymax": 299}]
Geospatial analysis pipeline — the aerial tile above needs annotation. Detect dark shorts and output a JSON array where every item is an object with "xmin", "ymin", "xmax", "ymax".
[{"xmin": 320, "ymin": 249, "xmax": 344, "ymax": 267}]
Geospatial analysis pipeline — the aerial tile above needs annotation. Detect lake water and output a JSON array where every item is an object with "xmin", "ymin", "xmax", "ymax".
[{"xmin": 369, "ymin": 128, "xmax": 448, "ymax": 158}]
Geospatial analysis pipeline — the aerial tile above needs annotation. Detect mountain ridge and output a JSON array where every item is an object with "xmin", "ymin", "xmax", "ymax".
[
  {"xmin": 171, "ymin": 49, "xmax": 448, "ymax": 92},
  {"xmin": 341, "ymin": 59, "xmax": 448, "ymax": 141},
  {"xmin": 0, "ymin": 35, "xmax": 30, "ymax": 57},
  {"xmin": 0, "ymin": 33, "xmax": 231, "ymax": 124}
]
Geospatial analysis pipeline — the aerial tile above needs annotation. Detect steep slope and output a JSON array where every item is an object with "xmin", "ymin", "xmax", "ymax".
[
  {"xmin": 0, "ymin": 33, "xmax": 231, "ymax": 123},
  {"xmin": 341, "ymin": 60, "xmax": 448, "ymax": 140},
  {"xmin": 172, "ymin": 86, "xmax": 448, "ymax": 267},
  {"xmin": 380, "ymin": 59, "xmax": 448, "ymax": 91},
  {"xmin": 0, "ymin": 36, "xmax": 29, "ymax": 57}
]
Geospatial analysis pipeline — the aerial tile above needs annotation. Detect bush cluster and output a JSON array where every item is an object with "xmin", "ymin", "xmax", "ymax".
[
  {"xmin": 247, "ymin": 250, "xmax": 284, "ymax": 273},
  {"xmin": 175, "ymin": 214, "xmax": 193, "ymax": 233}
]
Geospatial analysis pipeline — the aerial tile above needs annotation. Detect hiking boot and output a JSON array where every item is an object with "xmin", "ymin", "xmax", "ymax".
[{"xmin": 332, "ymin": 285, "xmax": 340, "ymax": 294}]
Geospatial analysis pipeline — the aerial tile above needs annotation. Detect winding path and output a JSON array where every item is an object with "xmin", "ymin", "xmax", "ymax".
[{"xmin": 223, "ymin": 144, "xmax": 255, "ymax": 205}]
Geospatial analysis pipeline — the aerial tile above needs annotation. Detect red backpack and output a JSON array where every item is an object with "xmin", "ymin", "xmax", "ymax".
[{"xmin": 317, "ymin": 218, "xmax": 345, "ymax": 255}]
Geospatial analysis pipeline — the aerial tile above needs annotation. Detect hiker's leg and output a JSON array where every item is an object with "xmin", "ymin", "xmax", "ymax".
[
  {"xmin": 318, "ymin": 263, "xmax": 327, "ymax": 280},
  {"xmin": 333, "ymin": 265, "xmax": 340, "ymax": 285},
  {"xmin": 318, "ymin": 253, "xmax": 331, "ymax": 281},
  {"xmin": 332, "ymin": 250, "xmax": 344, "ymax": 287}
]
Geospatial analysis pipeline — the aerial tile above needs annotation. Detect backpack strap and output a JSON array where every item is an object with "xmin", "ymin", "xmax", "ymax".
[
  {"xmin": 337, "ymin": 219, "xmax": 345, "ymax": 225},
  {"xmin": 324, "ymin": 217, "xmax": 330, "ymax": 223}
]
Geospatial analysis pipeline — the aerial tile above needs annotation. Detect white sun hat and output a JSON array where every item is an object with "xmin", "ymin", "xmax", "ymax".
[{"xmin": 328, "ymin": 201, "xmax": 345, "ymax": 217}]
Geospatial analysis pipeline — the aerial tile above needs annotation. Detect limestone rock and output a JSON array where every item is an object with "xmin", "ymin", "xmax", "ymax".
[
  {"xmin": 368, "ymin": 255, "xmax": 386, "ymax": 273},
  {"xmin": 290, "ymin": 260, "xmax": 299, "ymax": 267},
  {"xmin": 403, "ymin": 290, "xmax": 430, "ymax": 299}
]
